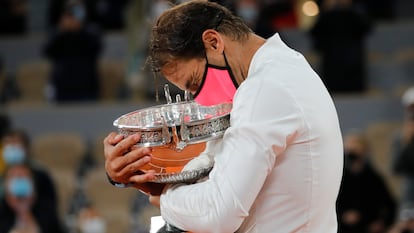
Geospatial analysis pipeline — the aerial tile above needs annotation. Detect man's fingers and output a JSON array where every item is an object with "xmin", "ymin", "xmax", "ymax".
[
  {"xmin": 103, "ymin": 132, "xmax": 124, "ymax": 160},
  {"xmin": 110, "ymin": 147, "xmax": 152, "ymax": 172},
  {"xmin": 124, "ymin": 148, "xmax": 152, "ymax": 165},
  {"xmin": 112, "ymin": 133, "xmax": 142, "ymax": 157},
  {"xmin": 118, "ymin": 155, "xmax": 152, "ymax": 176},
  {"xmin": 103, "ymin": 132, "xmax": 123, "ymax": 146},
  {"xmin": 103, "ymin": 131, "xmax": 158, "ymax": 187},
  {"xmin": 105, "ymin": 151, "xmax": 153, "ymax": 183},
  {"xmin": 129, "ymin": 171, "xmax": 156, "ymax": 184}
]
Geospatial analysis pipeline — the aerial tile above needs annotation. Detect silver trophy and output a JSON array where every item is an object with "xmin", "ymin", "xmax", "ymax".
[{"xmin": 113, "ymin": 84, "xmax": 232, "ymax": 183}]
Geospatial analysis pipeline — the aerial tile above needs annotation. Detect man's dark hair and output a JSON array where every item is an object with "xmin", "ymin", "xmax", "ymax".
[{"xmin": 147, "ymin": 0, "xmax": 252, "ymax": 72}]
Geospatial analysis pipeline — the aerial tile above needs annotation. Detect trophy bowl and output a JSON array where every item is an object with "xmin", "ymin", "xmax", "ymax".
[{"xmin": 113, "ymin": 101, "xmax": 232, "ymax": 183}]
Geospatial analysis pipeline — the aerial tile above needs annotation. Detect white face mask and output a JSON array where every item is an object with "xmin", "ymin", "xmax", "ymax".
[{"xmin": 80, "ymin": 217, "xmax": 106, "ymax": 233}]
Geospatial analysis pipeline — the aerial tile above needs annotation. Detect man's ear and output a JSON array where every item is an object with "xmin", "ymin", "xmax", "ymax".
[{"xmin": 202, "ymin": 29, "xmax": 224, "ymax": 53}]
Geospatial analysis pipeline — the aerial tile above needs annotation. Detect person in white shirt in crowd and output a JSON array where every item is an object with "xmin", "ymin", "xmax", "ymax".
[{"xmin": 103, "ymin": 1, "xmax": 343, "ymax": 232}]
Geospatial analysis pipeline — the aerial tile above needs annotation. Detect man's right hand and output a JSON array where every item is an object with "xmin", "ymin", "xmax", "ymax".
[{"xmin": 103, "ymin": 132, "xmax": 165, "ymax": 195}]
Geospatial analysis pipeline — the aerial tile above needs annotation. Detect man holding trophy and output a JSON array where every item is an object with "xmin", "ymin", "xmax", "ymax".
[{"xmin": 104, "ymin": 1, "xmax": 343, "ymax": 232}]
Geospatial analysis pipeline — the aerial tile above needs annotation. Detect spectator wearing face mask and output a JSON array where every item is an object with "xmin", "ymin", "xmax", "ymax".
[
  {"xmin": 0, "ymin": 164, "xmax": 66, "ymax": 233},
  {"xmin": 77, "ymin": 202, "xmax": 106, "ymax": 233},
  {"xmin": 1, "ymin": 164, "xmax": 39, "ymax": 233},
  {"xmin": 0, "ymin": 129, "xmax": 65, "ymax": 233},
  {"xmin": 337, "ymin": 130, "xmax": 396, "ymax": 233}
]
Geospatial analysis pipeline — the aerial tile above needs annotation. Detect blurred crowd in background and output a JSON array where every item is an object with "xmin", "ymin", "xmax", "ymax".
[
  {"xmin": 0, "ymin": 0, "xmax": 412, "ymax": 104},
  {"xmin": 1, "ymin": 0, "xmax": 414, "ymax": 233}
]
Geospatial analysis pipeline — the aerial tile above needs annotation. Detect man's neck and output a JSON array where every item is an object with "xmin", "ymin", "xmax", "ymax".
[{"xmin": 225, "ymin": 33, "xmax": 266, "ymax": 85}]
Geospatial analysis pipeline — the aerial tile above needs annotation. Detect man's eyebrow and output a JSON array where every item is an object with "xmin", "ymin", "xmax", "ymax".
[{"xmin": 185, "ymin": 78, "xmax": 192, "ymax": 90}]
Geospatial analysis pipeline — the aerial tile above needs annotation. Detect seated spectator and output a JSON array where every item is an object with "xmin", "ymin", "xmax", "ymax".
[
  {"xmin": 0, "ymin": 164, "xmax": 65, "ymax": 233},
  {"xmin": 392, "ymin": 86, "xmax": 414, "ymax": 207},
  {"xmin": 76, "ymin": 202, "xmax": 106, "ymax": 233},
  {"xmin": 337, "ymin": 130, "xmax": 396, "ymax": 233},
  {"xmin": 43, "ymin": 0, "xmax": 102, "ymax": 103},
  {"xmin": 0, "ymin": 164, "xmax": 39, "ymax": 233},
  {"xmin": 0, "ymin": 128, "xmax": 65, "ymax": 232}
]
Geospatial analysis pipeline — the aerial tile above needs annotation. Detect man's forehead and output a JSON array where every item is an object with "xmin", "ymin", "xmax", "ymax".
[{"xmin": 161, "ymin": 60, "xmax": 194, "ymax": 82}]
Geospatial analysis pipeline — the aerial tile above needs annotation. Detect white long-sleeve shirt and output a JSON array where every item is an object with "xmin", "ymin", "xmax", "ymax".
[{"xmin": 160, "ymin": 33, "xmax": 343, "ymax": 233}]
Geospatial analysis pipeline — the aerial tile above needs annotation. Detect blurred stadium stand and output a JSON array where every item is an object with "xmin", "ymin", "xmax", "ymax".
[{"xmin": 1, "ymin": 20, "xmax": 413, "ymax": 137}]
